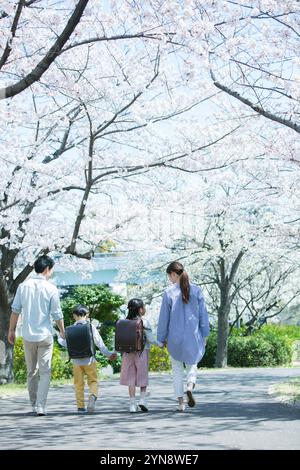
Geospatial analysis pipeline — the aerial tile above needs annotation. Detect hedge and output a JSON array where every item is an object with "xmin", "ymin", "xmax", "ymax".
[
  {"xmin": 199, "ymin": 325, "xmax": 298, "ymax": 368},
  {"xmin": 13, "ymin": 324, "xmax": 298, "ymax": 382},
  {"xmin": 149, "ymin": 345, "xmax": 171, "ymax": 372}
]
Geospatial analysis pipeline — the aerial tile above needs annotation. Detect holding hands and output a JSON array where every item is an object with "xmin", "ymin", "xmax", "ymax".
[{"xmin": 109, "ymin": 352, "xmax": 118, "ymax": 361}]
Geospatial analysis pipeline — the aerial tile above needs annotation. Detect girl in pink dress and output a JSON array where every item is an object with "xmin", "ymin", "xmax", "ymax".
[{"xmin": 120, "ymin": 298, "xmax": 163, "ymax": 413}]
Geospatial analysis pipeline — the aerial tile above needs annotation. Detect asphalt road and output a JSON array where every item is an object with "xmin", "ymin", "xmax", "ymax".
[{"xmin": 0, "ymin": 367, "xmax": 299, "ymax": 450}]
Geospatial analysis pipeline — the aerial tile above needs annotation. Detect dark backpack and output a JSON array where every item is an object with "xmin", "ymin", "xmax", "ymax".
[
  {"xmin": 65, "ymin": 322, "xmax": 96, "ymax": 359},
  {"xmin": 115, "ymin": 318, "xmax": 145, "ymax": 353}
]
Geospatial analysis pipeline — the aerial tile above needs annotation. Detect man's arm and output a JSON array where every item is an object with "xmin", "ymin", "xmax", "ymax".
[
  {"xmin": 55, "ymin": 319, "xmax": 65, "ymax": 339},
  {"xmin": 8, "ymin": 313, "xmax": 19, "ymax": 345},
  {"xmin": 50, "ymin": 291, "xmax": 65, "ymax": 338},
  {"xmin": 8, "ymin": 286, "xmax": 22, "ymax": 345}
]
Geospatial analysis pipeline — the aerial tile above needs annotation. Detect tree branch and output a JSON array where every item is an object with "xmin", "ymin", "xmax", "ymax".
[
  {"xmin": 61, "ymin": 32, "xmax": 162, "ymax": 54},
  {"xmin": 0, "ymin": 0, "xmax": 25, "ymax": 71},
  {"xmin": 229, "ymin": 250, "xmax": 245, "ymax": 284},
  {"xmin": 210, "ymin": 70, "xmax": 300, "ymax": 134},
  {"xmin": 0, "ymin": 0, "xmax": 89, "ymax": 99}
]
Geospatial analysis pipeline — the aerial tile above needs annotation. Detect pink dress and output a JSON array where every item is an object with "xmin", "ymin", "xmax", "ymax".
[{"xmin": 119, "ymin": 350, "xmax": 149, "ymax": 387}]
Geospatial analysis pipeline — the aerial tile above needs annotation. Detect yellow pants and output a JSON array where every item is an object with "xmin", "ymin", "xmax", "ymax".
[{"xmin": 73, "ymin": 362, "xmax": 98, "ymax": 409}]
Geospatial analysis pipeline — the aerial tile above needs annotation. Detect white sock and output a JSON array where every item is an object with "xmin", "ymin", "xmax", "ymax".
[
  {"xmin": 130, "ymin": 397, "xmax": 136, "ymax": 404},
  {"xmin": 140, "ymin": 391, "xmax": 146, "ymax": 399}
]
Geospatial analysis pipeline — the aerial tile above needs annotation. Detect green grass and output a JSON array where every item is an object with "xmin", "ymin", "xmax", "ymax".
[
  {"xmin": 269, "ymin": 377, "xmax": 300, "ymax": 407},
  {"xmin": 0, "ymin": 372, "xmax": 116, "ymax": 398},
  {"xmin": 0, "ymin": 380, "xmax": 76, "ymax": 398},
  {"xmin": 0, "ymin": 383, "xmax": 28, "ymax": 398}
]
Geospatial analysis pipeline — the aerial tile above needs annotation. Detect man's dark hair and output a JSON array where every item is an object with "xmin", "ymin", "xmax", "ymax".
[{"xmin": 34, "ymin": 255, "xmax": 55, "ymax": 274}]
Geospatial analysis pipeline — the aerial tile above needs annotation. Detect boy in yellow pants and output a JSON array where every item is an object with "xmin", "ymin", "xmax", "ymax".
[{"xmin": 58, "ymin": 305, "xmax": 116, "ymax": 413}]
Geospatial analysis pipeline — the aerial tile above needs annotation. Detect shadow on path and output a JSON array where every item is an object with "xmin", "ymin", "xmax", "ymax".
[{"xmin": 1, "ymin": 368, "xmax": 300, "ymax": 450}]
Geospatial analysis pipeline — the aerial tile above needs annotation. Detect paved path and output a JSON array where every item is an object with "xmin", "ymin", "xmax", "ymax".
[{"xmin": 0, "ymin": 368, "xmax": 300, "ymax": 450}]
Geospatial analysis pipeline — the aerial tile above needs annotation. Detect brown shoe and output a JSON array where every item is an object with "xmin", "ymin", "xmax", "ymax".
[{"xmin": 186, "ymin": 389, "xmax": 196, "ymax": 407}]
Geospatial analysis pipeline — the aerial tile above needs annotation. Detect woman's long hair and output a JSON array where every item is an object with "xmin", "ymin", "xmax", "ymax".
[
  {"xmin": 166, "ymin": 261, "xmax": 190, "ymax": 304},
  {"xmin": 126, "ymin": 298, "xmax": 144, "ymax": 320}
]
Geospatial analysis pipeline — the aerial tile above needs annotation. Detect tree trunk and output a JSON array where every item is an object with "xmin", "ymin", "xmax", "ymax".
[
  {"xmin": 0, "ymin": 243, "xmax": 35, "ymax": 384},
  {"xmin": 215, "ymin": 303, "xmax": 230, "ymax": 368},
  {"xmin": 214, "ymin": 250, "xmax": 245, "ymax": 368},
  {"xmin": 0, "ymin": 279, "xmax": 14, "ymax": 383},
  {"xmin": 0, "ymin": 335, "xmax": 14, "ymax": 384}
]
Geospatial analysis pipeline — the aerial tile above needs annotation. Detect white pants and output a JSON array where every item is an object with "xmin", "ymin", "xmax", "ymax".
[
  {"xmin": 171, "ymin": 357, "xmax": 198, "ymax": 398},
  {"xmin": 23, "ymin": 337, "xmax": 53, "ymax": 409}
]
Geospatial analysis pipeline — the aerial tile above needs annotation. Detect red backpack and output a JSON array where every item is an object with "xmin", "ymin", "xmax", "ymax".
[{"xmin": 115, "ymin": 318, "xmax": 145, "ymax": 353}]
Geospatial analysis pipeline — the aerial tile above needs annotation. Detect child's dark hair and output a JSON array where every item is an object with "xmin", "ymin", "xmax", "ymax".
[
  {"xmin": 126, "ymin": 298, "xmax": 144, "ymax": 320},
  {"xmin": 73, "ymin": 305, "xmax": 89, "ymax": 317}
]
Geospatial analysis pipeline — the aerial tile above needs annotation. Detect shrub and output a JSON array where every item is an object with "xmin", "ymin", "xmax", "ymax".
[
  {"xmin": 111, "ymin": 354, "xmax": 122, "ymax": 374},
  {"xmin": 94, "ymin": 352, "xmax": 121, "ymax": 373},
  {"xmin": 253, "ymin": 324, "xmax": 300, "ymax": 342},
  {"xmin": 230, "ymin": 326, "xmax": 248, "ymax": 337},
  {"xmin": 149, "ymin": 345, "xmax": 171, "ymax": 372},
  {"xmin": 252, "ymin": 326, "xmax": 293, "ymax": 366},
  {"xmin": 61, "ymin": 284, "xmax": 125, "ymax": 346},
  {"xmin": 95, "ymin": 351, "xmax": 109, "ymax": 369},
  {"xmin": 228, "ymin": 335, "xmax": 275, "ymax": 367},
  {"xmin": 51, "ymin": 343, "xmax": 73, "ymax": 380},
  {"xmin": 61, "ymin": 284, "xmax": 124, "ymax": 325},
  {"xmin": 199, "ymin": 331, "xmax": 217, "ymax": 368},
  {"xmin": 257, "ymin": 324, "xmax": 300, "ymax": 342},
  {"xmin": 198, "ymin": 325, "xmax": 294, "ymax": 368},
  {"xmin": 13, "ymin": 337, "xmax": 27, "ymax": 384}
]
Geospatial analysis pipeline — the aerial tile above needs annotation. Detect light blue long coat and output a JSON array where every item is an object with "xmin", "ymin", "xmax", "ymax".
[{"xmin": 157, "ymin": 283, "xmax": 210, "ymax": 364}]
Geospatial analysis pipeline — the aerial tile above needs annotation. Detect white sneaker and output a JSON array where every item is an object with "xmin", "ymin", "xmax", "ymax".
[
  {"xmin": 138, "ymin": 397, "xmax": 149, "ymax": 412},
  {"xmin": 177, "ymin": 403, "xmax": 185, "ymax": 412},
  {"xmin": 31, "ymin": 405, "xmax": 37, "ymax": 413},
  {"xmin": 36, "ymin": 405, "xmax": 47, "ymax": 416},
  {"xmin": 129, "ymin": 402, "xmax": 138, "ymax": 413},
  {"xmin": 87, "ymin": 394, "xmax": 97, "ymax": 413}
]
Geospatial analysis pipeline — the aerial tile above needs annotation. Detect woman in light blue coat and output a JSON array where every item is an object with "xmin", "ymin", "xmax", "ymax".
[{"xmin": 157, "ymin": 261, "xmax": 209, "ymax": 411}]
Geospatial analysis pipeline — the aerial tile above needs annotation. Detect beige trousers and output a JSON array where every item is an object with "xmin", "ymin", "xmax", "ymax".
[{"xmin": 23, "ymin": 336, "xmax": 53, "ymax": 409}]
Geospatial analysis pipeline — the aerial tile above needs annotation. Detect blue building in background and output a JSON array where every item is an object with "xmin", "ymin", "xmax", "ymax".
[{"xmin": 52, "ymin": 253, "xmax": 128, "ymax": 298}]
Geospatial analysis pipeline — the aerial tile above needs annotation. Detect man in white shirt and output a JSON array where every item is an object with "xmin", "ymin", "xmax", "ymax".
[{"xmin": 8, "ymin": 255, "xmax": 65, "ymax": 416}]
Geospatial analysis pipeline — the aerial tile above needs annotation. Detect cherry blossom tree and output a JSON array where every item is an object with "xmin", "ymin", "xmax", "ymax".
[
  {"xmin": 0, "ymin": 0, "xmax": 90, "ymax": 99},
  {"xmin": 208, "ymin": 1, "xmax": 300, "ymax": 134},
  {"xmin": 118, "ymin": 151, "xmax": 300, "ymax": 367},
  {"xmin": 0, "ymin": 0, "xmax": 240, "ymax": 382},
  {"xmin": 0, "ymin": 1, "xmax": 299, "ymax": 379},
  {"xmin": 229, "ymin": 261, "xmax": 300, "ymax": 333}
]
